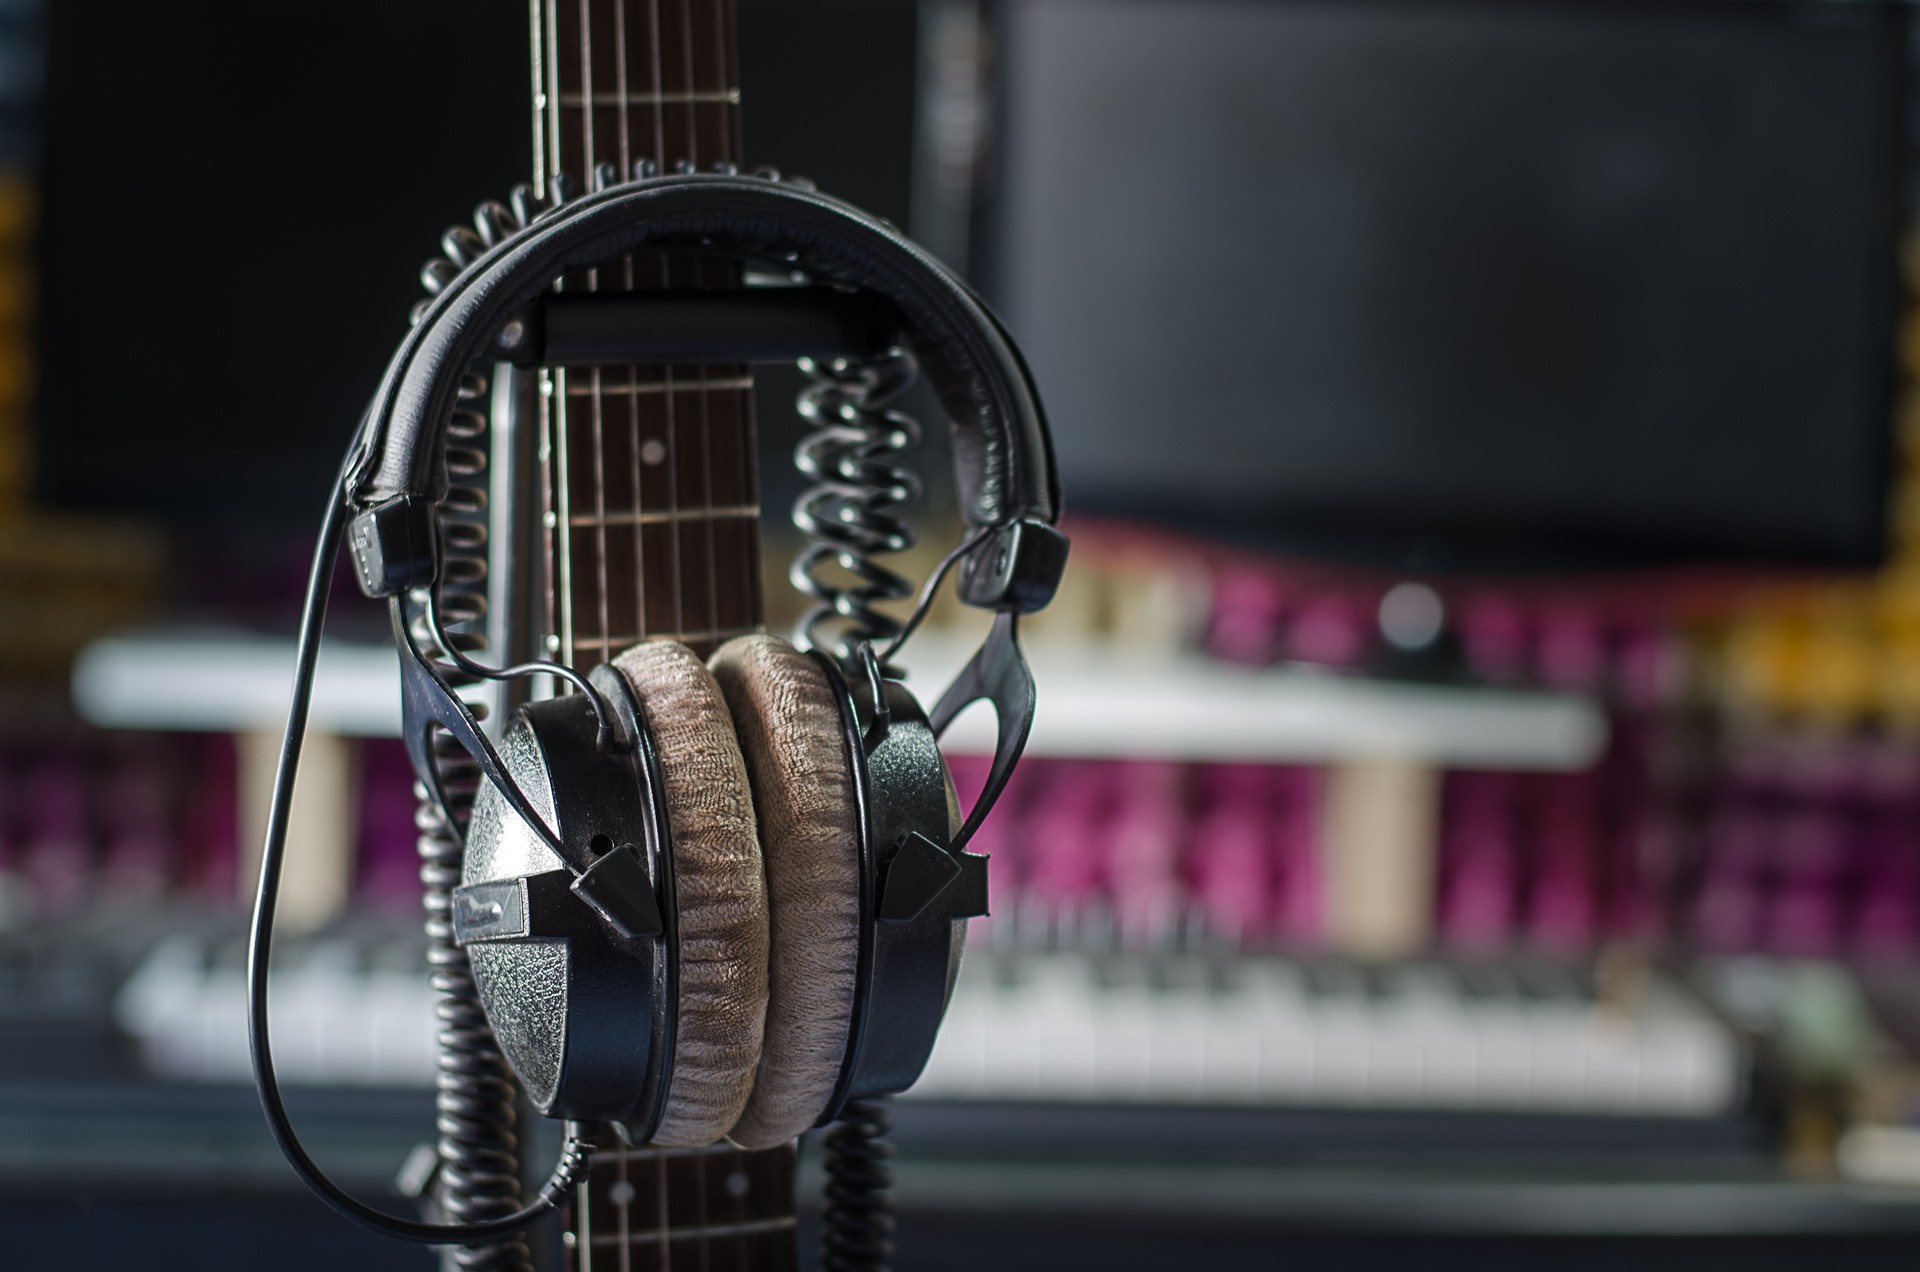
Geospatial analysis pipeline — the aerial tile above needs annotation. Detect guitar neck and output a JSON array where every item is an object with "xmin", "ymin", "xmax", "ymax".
[{"xmin": 528, "ymin": 2, "xmax": 794, "ymax": 1268}]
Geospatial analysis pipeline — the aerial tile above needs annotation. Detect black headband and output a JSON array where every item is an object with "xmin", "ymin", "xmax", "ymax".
[{"xmin": 350, "ymin": 172, "xmax": 1059, "ymax": 551}]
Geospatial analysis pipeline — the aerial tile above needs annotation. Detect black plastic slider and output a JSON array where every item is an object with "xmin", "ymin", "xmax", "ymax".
[
  {"xmin": 878, "ymin": 832, "xmax": 989, "ymax": 924},
  {"xmin": 570, "ymin": 844, "xmax": 664, "ymax": 940},
  {"xmin": 957, "ymin": 519, "xmax": 1071, "ymax": 613},
  {"xmin": 349, "ymin": 494, "xmax": 439, "ymax": 599},
  {"xmin": 495, "ymin": 288, "xmax": 900, "ymax": 368}
]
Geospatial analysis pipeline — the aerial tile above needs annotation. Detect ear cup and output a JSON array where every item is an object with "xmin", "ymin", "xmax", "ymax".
[
  {"xmin": 608, "ymin": 641, "xmax": 769, "ymax": 1147},
  {"xmin": 709, "ymin": 634, "xmax": 863, "ymax": 1149}
]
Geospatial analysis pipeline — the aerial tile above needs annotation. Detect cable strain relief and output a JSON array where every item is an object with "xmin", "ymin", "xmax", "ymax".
[{"xmin": 539, "ymin": 1122, "xmax": 601, "ymax": 1207}]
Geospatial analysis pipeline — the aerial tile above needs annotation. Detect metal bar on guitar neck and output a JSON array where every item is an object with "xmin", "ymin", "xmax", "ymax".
[{"xmin": 500, "ymin": 289, "xmax": 900, "ymax": 368}]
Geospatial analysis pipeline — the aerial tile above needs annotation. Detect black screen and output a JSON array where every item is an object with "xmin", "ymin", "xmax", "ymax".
[
  {"xmin": 33, "ymin": 0, "xmax": 916, "ymax": 536},
  {"xmin": 994, "ymin": 0, "xmax": 1906, "ymax": 569}
]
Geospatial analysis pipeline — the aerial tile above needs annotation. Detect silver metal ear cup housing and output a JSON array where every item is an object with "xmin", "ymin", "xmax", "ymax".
[{"xmin": 457, "ymin": 669, "xmax": 678, "ymax": 1135}]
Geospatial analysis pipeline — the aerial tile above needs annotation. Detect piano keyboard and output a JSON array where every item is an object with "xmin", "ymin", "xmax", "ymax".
[
  {"xmin": 114, "ymin": 929, "xmax": 1744, "ymax": 1119},
  {"xmin": 115, "ymin": 932, "xmax": 437, "ymax": 1087},
  {"xmin": 914, "ymin": 951, "xmax": 1743, "ymax": 1116}
]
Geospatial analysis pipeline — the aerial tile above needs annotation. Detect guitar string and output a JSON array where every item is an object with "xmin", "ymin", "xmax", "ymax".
[
  {"xmin": 679, "ymin": 7, "xmax": 718, "ymax": 1266},
  {"xmin": 531, "ymin": 0, "xmax": 548, "ymax": 196},
  {"xmin": 680, "ymin": 0, "xmax": 719, "ymax": 661},
  {"xmin": 613, "ymin": 0, "xmax": 650, "ymax": 658},
  {"xmin": 616, "ymin": 1140, "xmax": 633, "ymax": 1272},
  {"xmin": 546, "ymin": 0, "xmax": 575, "ymax": 668},
  {"xmin": 719, "ymin": 0, "xmax": 757, "ymax": 642},
  {"xmin": 547, "ymin": 5, "xmax": 777, "ymax": 1265},
  {"xmin": 643, "ymin": 3, "xmax": 675, "ymax": 1265},
  {"xmin": 583, "ymin": 0, "xmax": 617, "ymax": 668},
  {"xmin": 649, "ymin": 0, "xmax": 685, "ymax": 652}
]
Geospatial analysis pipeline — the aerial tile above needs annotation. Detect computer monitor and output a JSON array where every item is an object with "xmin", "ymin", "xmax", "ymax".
[{"xmin": 987, "ymin": 0, "xmax": 1908, "ymax": 571}]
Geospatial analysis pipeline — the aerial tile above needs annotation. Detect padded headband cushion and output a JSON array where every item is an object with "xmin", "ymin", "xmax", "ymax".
[
  {"xmin": 610, "ymin": 640, "xmax": 768, "ymax": 1147},
  {"xmin": 708, "ymin": 635, "xmax": 863, "ymax": 1149},
  {"xmin": 358, "ymin": 174, "xmax": 1057, "ymax": 529}
]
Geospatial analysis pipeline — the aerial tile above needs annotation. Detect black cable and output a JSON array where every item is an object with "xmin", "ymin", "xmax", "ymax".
[
  {"xmin": 412, "ymin": 367, "xmax": 537, "ymax": 1270},
  {"xmin": 246, "ymin": 421, "xmax": 599, "ymax": 1246},
  {"xmin": 821, "ymin": 1098, "xmax": 896, "ymax": 1272}
]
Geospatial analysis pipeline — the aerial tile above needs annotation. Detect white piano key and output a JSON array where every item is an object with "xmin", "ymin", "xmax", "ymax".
[
  {"xmin": 1465, "ymin": 998, "xmax": 1536, "ymax": 1109},
  {"xmin": 1028, "ymin": 958, "xmax": 1101, "ymax": 1097},
  {"xmin": 1202, "ymin": 972, "xmax": 1267, "ymax": 1100},
  {"xmin": 1090, "ymin": 971, "xmax": 1159, "ymax": 1101},
  {"xmin": 1146, "ymin": 964, "xmax": 1213, "ymax": 1099},
  {"xmin": 1251, "ymin": 964, "xmax": 1315, "ymax": 1102},
  {"xmin": 1525, "ymin": 997, "xmax": 1593, "ymax": 1110},
  {"xmin": 1579, "ymin": 1014, "xmax": 1645, "ymax": 1112},
  {"xmin": 1308, "ymin": 991, "xmax": 1372, "ymax": 1105}
]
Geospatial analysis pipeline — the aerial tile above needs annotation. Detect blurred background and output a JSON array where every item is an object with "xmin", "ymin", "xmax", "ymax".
[{"xmin": 4, "ymin": 0, "xmax": 1920, "ymax": 1266}]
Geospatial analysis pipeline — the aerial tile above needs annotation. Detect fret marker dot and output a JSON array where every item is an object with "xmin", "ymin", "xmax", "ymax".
[
  {"xmin": 641, "ymin": 440, "xmax": 667, "ymax": 466},
  {"xmin": 725, "ymin": 1171, "xmax": 751, "ymax": 1198},
  {"xmin": 609, "ymin": 1180, "xmax": 638, "ymax": 1205}
]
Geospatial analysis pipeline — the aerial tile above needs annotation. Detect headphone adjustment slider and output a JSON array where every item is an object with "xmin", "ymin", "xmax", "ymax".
[{"xmin": 349, "ymin": 494, "xmax": 439, "ymax": 599}]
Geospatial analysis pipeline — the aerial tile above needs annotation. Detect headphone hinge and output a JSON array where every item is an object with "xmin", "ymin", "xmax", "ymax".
[
  {"xmin": 349, "ymin": 493, "xmax": 439, "ymax": 598},
  {"xmin": 958, "ymin": 519, "xmax": 1070, "ymax": 614}
]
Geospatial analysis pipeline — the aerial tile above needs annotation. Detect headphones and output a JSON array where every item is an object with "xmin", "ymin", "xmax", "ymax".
[{"xmin": 251, "ymin": 168, "xmax": 1067, "ymax": 1240}]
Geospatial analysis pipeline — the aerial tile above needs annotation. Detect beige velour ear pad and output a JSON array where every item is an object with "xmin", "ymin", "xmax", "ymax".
[
  {"xmin": 709, "ymin": 634, "xmax": 862, "ymax": 1149},
  {"xmin": 609, "ymin": 640, "xmax": 769, "ymax": 1147}
]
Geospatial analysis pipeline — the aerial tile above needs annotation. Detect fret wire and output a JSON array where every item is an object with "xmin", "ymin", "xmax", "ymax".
[
  {"xmin": 589, "ymin": 1217, "xmax": 797, "ymax": 1247},
  {"xmin": 550, "ymin": 624, "xmax": 751, "ymax": 652},
  {"xmin": 569, "ymin": 504, "xmax": 758, "ymax": 527},
  {"xmin": 560, "ymin": 89, "xmax": 740, "ymax": 105},
  {"xmin": 567, "ymin": 377, "xmax": 754, "ymax": 396}
]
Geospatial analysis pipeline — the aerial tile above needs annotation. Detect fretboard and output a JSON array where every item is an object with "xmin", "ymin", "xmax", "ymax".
[
  {"xmin": 537, "ymin": 0, "xmax": 764, "ymax": 667},
  {"xmin": 528, "ymin": 2, "xmax": 794, "ymax": 1269}
]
